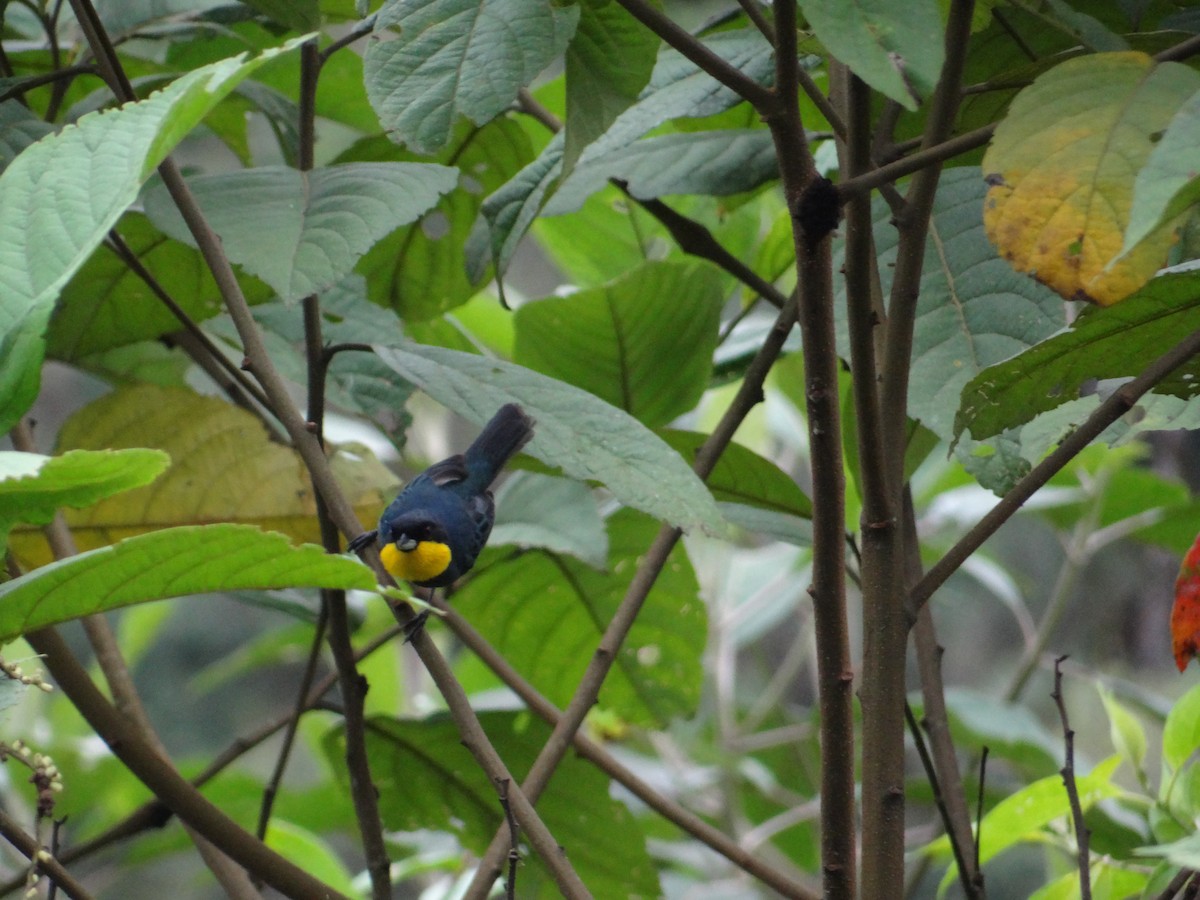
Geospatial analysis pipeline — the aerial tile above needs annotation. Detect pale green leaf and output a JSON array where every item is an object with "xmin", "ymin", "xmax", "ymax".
[
  {"xmin": 0, "ymin": 524, "xmax": 375, "ymax": 643},
  {"xmin": 1098, "ymin": 684, "xmax": 1148, "ymax": 772},
  {"xmin": 490, "ymin": 471, "xmax": 608, "ymax": 568},
  {"xmin": 545, "ymin": 129, "xmax": 778, "ymax": 216},
  {"xmin": 364, "ymin": 0, "xmax": 579, "ymax": 154},
  {"xmin": 1163, "ymin": 682, "xmax": 1200, "ymax": 774},
  {"xmin": 0, "ymin": 38, "xmax": 307, "ymax": 435},
  {"xmin": 143, "ymin": 163, "xmax": 457, "ymax": 302},
  {"xmin": 1124, "ymin": 87, "xmax": 1200, "ymax": 255},
  {"xmin": 0, "ymin": 449, "xmax": 169, "ymax": 531},
  {"xmin": 563, "ymin": 0, "xmax": 658, "ymax": 172},
  {"xmin": 798, "ymin": 0, "xmax": 944, "ymax": 109},
  {"xmin": 370, "ymin": 342, "xmax": 724, "ymax": 533}
]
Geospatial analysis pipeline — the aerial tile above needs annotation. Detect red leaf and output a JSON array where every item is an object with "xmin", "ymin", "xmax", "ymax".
[{"xmin": 1172, "ymin": 534, "xmax": 1200, "ymax": 671}]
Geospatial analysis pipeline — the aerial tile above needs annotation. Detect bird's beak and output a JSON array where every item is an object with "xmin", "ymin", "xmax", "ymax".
[{"xmin": 396, "ymin": 535, "xmax": 418, "ymax": 552}]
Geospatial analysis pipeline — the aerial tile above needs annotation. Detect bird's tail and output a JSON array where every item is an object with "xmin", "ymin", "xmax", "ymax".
[{"xmin": 463, "ymin": 403, "xmax": 535, "ymax": 489}]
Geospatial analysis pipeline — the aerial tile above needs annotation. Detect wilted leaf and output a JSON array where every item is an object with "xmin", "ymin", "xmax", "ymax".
[
  {"xmin": 1174, "ymin": 532, "xmax": 1200, "ymax": 672},
  {"xmin": 370, "ymin": 343, "xmax": 725, "ymax": 533},
  {"xmin": 983, "ymin": 51, "xmax": 1200, "ymax": 305},
  {"xmin": 7, "ymin": 386, "xmax": 393, "ymax": 568},
  {"xmin": 0, "ymin": 524, "xmax": 375, "ymax": 643}
]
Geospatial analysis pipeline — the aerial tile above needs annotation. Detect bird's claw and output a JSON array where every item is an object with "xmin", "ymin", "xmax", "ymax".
[
  {"xmin": 402, "ymin": 610, "xmax": 430, "ymax": 643},
  {"xmin": 347, "ymin": 530, "xmax": 377, "ymax": 554}
]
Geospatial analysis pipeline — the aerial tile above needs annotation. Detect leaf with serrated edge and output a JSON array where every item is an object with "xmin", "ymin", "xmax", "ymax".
[
  {"xmin": 370, "ymin": 343, "xmax": 724, "ymax": 533},
  {"xmin": 834, "ymin": 167, "xmax": 1066, "ymax": 441},
  {"xmin": 365, "ymin": 0, "xmax": 579, "ymax": 154},
  {"xmin": 0, "ymin": 37, "xmax": 308, "ymax": 435},
  {"xmin": 0, "ymin": 524, "xmax": 375, "ymax": 643},
  {"xmin": 143, "ymin": 163, "xmax": 457, "ymax": 302}
]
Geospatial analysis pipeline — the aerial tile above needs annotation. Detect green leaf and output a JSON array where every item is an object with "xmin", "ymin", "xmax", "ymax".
[
  {"xmin": 326, "ymin": 712, "xmax": 659, "ymax": 896},
  {"xmin": 834, "ymin": 167, "xmax": 1066, "ymax": 441},
  {"xmin": 490, "ymin": 471, "xmax": 608, "ymax": 568},
  {"xmin": 798, "ymin": 0, "xmax": 944, "ymax": 109},
  {"xmin": 470, "ymin": 28, "xmax": 774, "ymax": 279},
  {"xmin": 1138, "ymin": 831, "xmax": 1200, "ymax": 869},
  {"xmin": 1098, "ymin": 684, "xmax": 1148, "ymax": 772},
  {"xmin": 941, "ymin": 688, "xmax": 1060, "ymax": 774},
  {"xmin": 545, "ymin": 129, "xmax": 778, "ymax": 215},
  {"xmin": 342, "ymin": 120, "xmax": 535, "ymax": 320},
  {"xmin": 514, "ymin": 261, "xmax": 722, "ymax": 428},
  {"xmin": 455, "ymin": 509, "xmax": 703, "ymax": 725},
  {"xmin": 928, "ymin": 756, "xmax": 1122, "ymax": 893},
  {"xmin": 263, "ymin": 820, "xmax": 358, "ymax": 898},
  {"xmin": 46, "ymin": 213, "xmax": 270, "ymax": 361},
  {"xmin": 0, "ymin": 449, "xmax": 169, "ymax": 532},
  {"xmin": 364, "ymin": 0, "xmax": 579, "ymax": 154},
  {"xmin": 660, "ymin": 430, "xmax": 812, "ymax": 518},
  {"xmin": 0, "ymin": 524, "xmax": 375, "ymax": 643},
  {"xmin": 563, "ymin": 0, "xmax": 658, "ymax": 173},
  {"xmin": 370, "ymin": 342, "xmax": 725, "ymax": 533},
  {"xmin": 143, "ymin": 163, "xmax": 457, "ymax": 302},
  {"xmin": 239, "ymin": 0, "xmax": 320, "ymax": 31},
  {"xmin": 955, "ymin": 272, "xmax": 1200, "ymax": 443},
  {"xmin": 1124, "ymin": 87, "xmax": 1200, "ymax": 257},
  {"xmin": 0, "ymin": 38, "xmax": 307, "ymax": 435},
  {"xmin": 0, "ymin": 104, "xmax": 53, "ymax": 175},
  {"xmin": 1163, "ymin": 682, "xmax": 1200, "ymax": 774}
]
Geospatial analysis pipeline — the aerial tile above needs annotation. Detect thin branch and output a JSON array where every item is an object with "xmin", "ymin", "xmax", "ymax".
[
  {"xmin": 25, "ymin": 626, "xmax": 350, "ymax": 898},
  {"xmin": 1051, "ymin": 658, "xmax": 1091, "ymax": 900},
  {"xmin": 0, "ymin": 64, "xmax": 96, "ymax": 105},
  {"xmin": 736, "ymin": 0, "xmax": 776, "ymax": 45},
  {"xmin": 318, "ymin": 15, "xmax": 377, "ymax": 64},
  {"xmin": 612, "ymin": 0, "xmax": 777, "ymax": 112},
  {"xmin": 0, "ymin": 809, "xmax": 93, "ymax": 900},
  {"xmin": 768, "ymin": 1, "xmax": 855, "ymax": 897},
  {"xmin": 838, "ymin": 124, "xmax": 996, "ymax": 202},
  {"xmin": 1156, "ymin": 32, "xmax": 1200, "ymax": 62},
  {"xmin": 462, "ymin": 292, "xmax": 803, "ymax": 898},
  {"xmin": 908, "ymin": 321, "xmax": 1200, "ymax": 620},
  {"xmin": 438, "ymin": 603, "xmax": 819, "ymax": 899}
]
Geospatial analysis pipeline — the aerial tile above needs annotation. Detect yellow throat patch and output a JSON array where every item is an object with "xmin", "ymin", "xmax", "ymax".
[{"xmin": 380, "ymin": 540, "xmax": 452, "ymax": 584}]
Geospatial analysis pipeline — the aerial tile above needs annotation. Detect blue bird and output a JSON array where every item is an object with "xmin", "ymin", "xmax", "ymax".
[{"xmin": 349, "ymin": 404, "xmax": 535, "ymax": 588}]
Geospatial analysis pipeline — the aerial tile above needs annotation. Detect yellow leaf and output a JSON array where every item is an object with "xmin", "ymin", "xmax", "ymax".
[
  {"xmin": 983, "ymin": 51, "xmax": 1200, "ymax": 305},
  {"xmin": 9, "ymin": 385, "xmax": 396, "ymax": 568}
]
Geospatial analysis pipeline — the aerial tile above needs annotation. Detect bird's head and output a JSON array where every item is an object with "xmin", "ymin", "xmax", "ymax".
[{"xmin": 380, "ymin": 513, "xmax": 454, "ymax": 585}]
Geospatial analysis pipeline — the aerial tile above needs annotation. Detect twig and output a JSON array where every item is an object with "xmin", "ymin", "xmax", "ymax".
[
  {"xmin": 837, "ymin": 124, "xmax": 996, "ymax": 202},
  {"xmin": 611, "ymin": 0, "xmax": 777, "ymax": 112},
  {"xmin": 0, "ymin": 809, "xmax": 93, "ymax": 900},
  {"xmin": 24, "ymin": 626, "xmax": 350, "ymax": 898},
  {"xmin": 1051, "ymin": 657, "xmax": 1091, "ymax": 900},
  {"xmin": 975, "ymin": 748, "xmax": 988, "ymax": 876},
  {"xmin": 905, "ymin": 703, "xmax": 977, "ymax": 897},
  {"xmin": 496, "ymin": 778, "xmax": 520, "ymax": 900}
]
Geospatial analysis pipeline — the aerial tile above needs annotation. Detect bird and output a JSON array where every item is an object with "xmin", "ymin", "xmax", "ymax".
[{"xmin": 348, "ymin": 403, "xmax": 535, "ymax": 591}]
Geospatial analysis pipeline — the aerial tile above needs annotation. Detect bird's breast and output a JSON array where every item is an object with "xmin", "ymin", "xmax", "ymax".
[{"xmin": 380, "ymin": 539, "xmax": 453, "ymax": 584}]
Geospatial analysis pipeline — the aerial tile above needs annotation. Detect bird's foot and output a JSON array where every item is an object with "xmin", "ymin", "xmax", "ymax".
[
  {"xmin": 347, "ymin": 530, "xmax": 377, "ymax": 554},
  {"xmin": 402, "ymin": 610, "xmax": 430, "ymax": 643}
]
